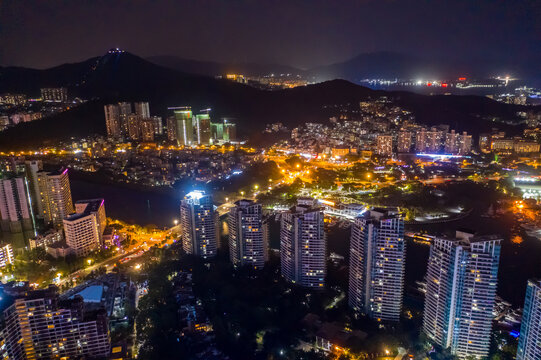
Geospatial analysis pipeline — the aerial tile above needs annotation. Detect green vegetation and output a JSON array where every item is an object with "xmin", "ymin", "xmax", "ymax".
[
  {"xmin": 135, "ymin": 244, "xmax": 432, "ymax": 359},
  {"xmin": 219, "ymin": 160, "xmax": 284, "ymax": 196},
  {"xmin": 257, "ymin": 178, "xmax": 305, "ymax": 207},
  {"xmin": 135, "ymin": 246, "xmax": 191, "ymax": 359},
  {"xmin": 6, "ymin": 247, "xmax": 114, "ymax": 289}
]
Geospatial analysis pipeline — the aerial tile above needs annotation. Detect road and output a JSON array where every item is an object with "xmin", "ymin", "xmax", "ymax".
[
  {"xmin": 58, "ymin": 224, "xmax": 181, "ymax": 287},
  {"xmin": 395, "ymin": 347, "xmax": 407, "ymax": 360}
]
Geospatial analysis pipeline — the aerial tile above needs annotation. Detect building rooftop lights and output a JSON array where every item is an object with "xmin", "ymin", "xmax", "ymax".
[{"xmin": 186, "ymin": 190, "xmax": 206, "ymax": 200}]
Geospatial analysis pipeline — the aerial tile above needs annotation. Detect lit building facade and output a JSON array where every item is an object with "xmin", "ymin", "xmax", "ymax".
[
  {"xmin": 517, "ymin": 279, "xmax": 541, "ymax": 360},
  {"xmin": 426, "ymin": 127, "xmax": 444, "ymax": 152},
  {"xmin": 280, "ymin": 198, "xmax": 326, "ymax": 288},
  {"xmin": 118, "ymin": 102, "xmax": 132, "ymax": 135},
  {"xmin": 415, "ymin": 128, "xmax": 428, "ymax": 152},
  {"xmin": 444, "ymin": 130, "xmax": 459, "ymax": 153},
  {"xmin": 422, "ymin": 231, "xmax": 501, "ymax": 359},
  {"xmin": 211, "ymin": 119, "xmax": 237, "ymax": 144},
  {"xmin": 397, "ymin": 131, "xmax": 412, "ymax": 153},
  {"xmin": 180, "ymin": 191, "xmax": 218, "ymax": 259},
  {"xmin": 0, "ymin": 244, "xmax": 14, "ymax": 268},
  {"xmin": 348, "ymin": 208, "xmax": 405, "ymax": 322},
  {"xmin": 0, "ymin": 174, "xmax": 34, "ymax": 233},
  {"xmin": 167, "ymin": 116, "xmax": 178, "ymax": 143},
  {"xmin": 118, "ymin": 102, "xmax": 132, "ymax": 115},
  {"xmin": 141, "ymin": 118, "xmax": 155, "ymax": 141},
  {"xmin": 479, "ymin": 133, "xmax": 491, "ymax": 153},
  {"xmin": 171, "ymin": 107, "xmax": 193, "ymax": 146},
  {"xmin": 104, "ymin": 104, "xmax": 122, "ymax": 137},
  {"xmin": 228, "ymin": 199, "xmax": 268, "ymax": 269},
  {"xmin": 514, "ymin": 141, "xmax": 540, "ymax": 154},
  {"xmin": 25, "ymin": 160, "xmax": 43, "ymax": 216},
  {"xmin": 2, "ymin": 289, "xmax": 110, "ymax": 359},
  {"xmin": 127, "ymin": 114, "xmax": 141, "ymax": 140},
  {"xmin": 40, "ymin": 87, "xmax": 67, "ymax": 102},
  {"xmin": 492, "ymin": 139, "xmax": 514, "ymax": 153},
  {"xmin": 457, "ymin": 132, "xmax": 473, "ymax": 154},
  {"xmin": 134, "ymin": 101, "xmax": 150, "ymax": 118},
  {"xmin": 376, "ymin": 135, "xmax": 393, "ymax": 156},
  {"xmin": 75, "ymin": 199, "xmax": 106, "ymax": 246},
  {"xmin": 37, "ymin": 169, "xmax": 74, "ymax": 227},
  {"xmin": 223, "ymin": 119, "xmax": 236, "ymax": 142},
  {"xmin": 195, "ymin": 111, "xmax": 212, "ymax": 145},
  {"xmin": 151, "ymin": 116, "xmax": 163, "ymax": 135},
  {"xmin": 64, "ymin": 212, "xmax": 100, "ymax": 257}
]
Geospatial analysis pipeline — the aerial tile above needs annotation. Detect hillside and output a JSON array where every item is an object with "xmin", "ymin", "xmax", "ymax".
[{"xmin": 0, "ymin": 51, "xmax": 528, "ymax": 150}]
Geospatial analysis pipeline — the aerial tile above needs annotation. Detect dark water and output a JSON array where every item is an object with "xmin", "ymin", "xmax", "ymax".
[
  {"xmin": 70, "ymin": 180, "xmax": 181, "ymax": 228},
  {"xmin": 407, "ymin": 212, "xmax": 541, "ymax": 307},
  {"xmin": 323, "ymin": 211, "xmax": 541, "ymax": 307}
]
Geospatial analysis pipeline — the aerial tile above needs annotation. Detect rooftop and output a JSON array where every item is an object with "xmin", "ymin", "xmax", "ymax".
[
  {"xmin": 64, "ymin": 212, "xmax": 92, "ymax": 222},
  {"xmin": 360, "ymin": 207, "xmax": 401, "ymax": 220},
  {"xmin": 76, "ymin": 198, "xmax": 104, "ymax": 213},
  {"xmin": 48, "ymin": 168, "xmax": 69, "ymax": 176},
  {"xmin": 70, "ymin": 285, "xmax": 103, "ymax": 303}
]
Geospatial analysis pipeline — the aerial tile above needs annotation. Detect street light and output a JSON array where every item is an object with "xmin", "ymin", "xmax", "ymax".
[
  {"xmin": 87, "ymin": 259, "xmax": 92, "ymax": 266},
  {"xmin": 174, "ymin": 219, "xmax": 178, "ymax": 226},
  {"xmin": 254, "ymin": 184, "xmax": 259, "ymax": 190},
  {"xmin": 240, "ymin": 191, "xmax": 245, "ymax": 196}
]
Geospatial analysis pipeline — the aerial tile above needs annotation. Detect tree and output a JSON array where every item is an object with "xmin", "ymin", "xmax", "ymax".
[
  {"xmin": 285, "ymin": 155, "xmax": 304, "ymax": 169},
  {"xmin": 313, "ymin": 168, "xmax": 337, "ymax": 189}
]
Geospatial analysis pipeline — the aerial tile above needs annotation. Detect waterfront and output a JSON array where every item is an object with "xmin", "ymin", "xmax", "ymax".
[
  {"xmin": 21, "ymin": 178, "xmax": 541, "ymax": 307},
  {"xmin": 325, "ymin": 207, "xmax": 541, "ymax": 307},
  {"xmin": 71, "ymin": 178, "xmax": 541, "ymax": 306},
  {"xmin": 70, "ymin": 179, "xmax": 180, "ymax": 228},
  {"xmin": 408, "ymin": 210, "xmax": 541, "ymax": 307}
]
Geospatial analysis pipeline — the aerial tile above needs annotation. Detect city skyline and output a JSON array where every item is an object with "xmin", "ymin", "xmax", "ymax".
[{"xmin": 0, "ymin": 2, "xmax": 539, "ymax": 359}]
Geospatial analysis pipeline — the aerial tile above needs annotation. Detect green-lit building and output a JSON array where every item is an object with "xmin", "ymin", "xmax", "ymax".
[
  {"xmin": 195, "ymin": 109, "xmax": 212, "ymax": 145},
  {"xmin": 211, "ymin": 118, "xmax": 236, "ymax": 144},
  {"xmin": 169, "ymin": 106, "xmax": 193, "ymax": 146}
]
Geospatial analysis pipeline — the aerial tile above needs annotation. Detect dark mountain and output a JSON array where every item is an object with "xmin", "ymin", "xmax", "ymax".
[
  {"xmin": 310, "ymin": 51, "xmax": 541, "ymax": 85},
  {"xmin": 1, "ymin": 51, "xmax": 256, "ymax": 105},
  {"xmin": 310, "ymin": 52, "xmax": 430, "ymax": 82},
  {"xmin": 147, "ymin": 55, "xmax": 304, "ymax": 77},
  {"xmin": 0, "ymin": 51, "xmax": 528, "ymax": 150},
  {"xmin": 0, "ymin": 57, "xmax": 101, "ymax": 96}
]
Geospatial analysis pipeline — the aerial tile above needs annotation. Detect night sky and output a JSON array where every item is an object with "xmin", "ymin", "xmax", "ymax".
[{"xmin": 1, "ymin": 0, "xmax": 539, "ymax": 69}]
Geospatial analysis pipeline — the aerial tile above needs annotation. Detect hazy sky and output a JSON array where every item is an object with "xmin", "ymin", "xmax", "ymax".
[{"xmin": 1, "ymin": 0, "xmax": 539, "ymax": 69}]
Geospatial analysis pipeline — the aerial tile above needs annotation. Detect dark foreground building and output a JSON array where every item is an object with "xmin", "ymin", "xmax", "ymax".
[{"xmin": 0, "ymin": 285, "xmax": 110, "ymax": 359}]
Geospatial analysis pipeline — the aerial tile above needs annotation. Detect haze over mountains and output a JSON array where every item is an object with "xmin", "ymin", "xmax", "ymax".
[
  {"xmin": 148, "ymin": 51, "xmax": 541, "ymax": 84},
  {"xmin": 0, "ymin": 50, "xmax": 530, "ymax": 150},
  {"xmin": 146, "ymin": 56, "xmax": 303, "ymax": 78}
]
